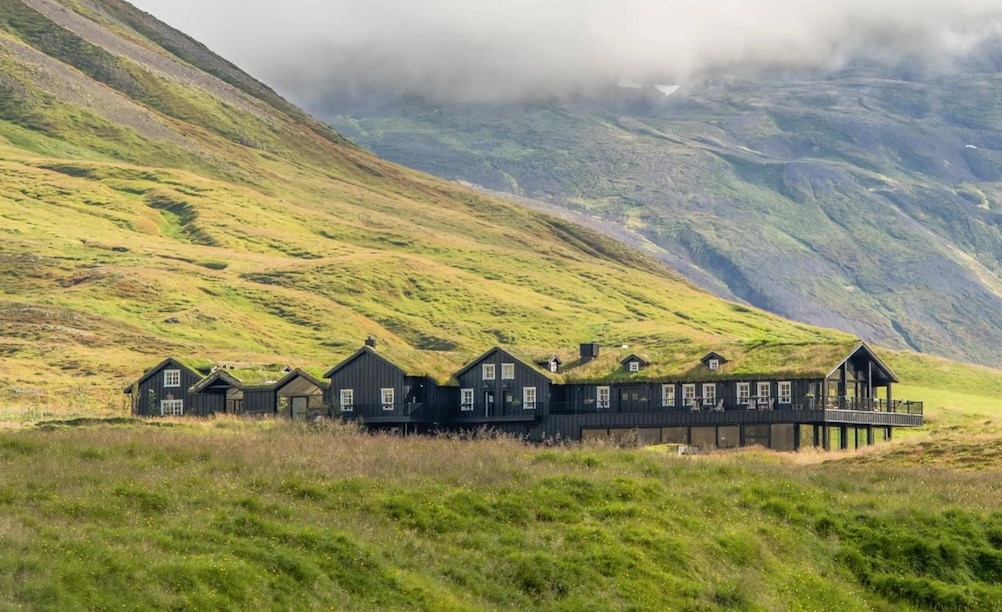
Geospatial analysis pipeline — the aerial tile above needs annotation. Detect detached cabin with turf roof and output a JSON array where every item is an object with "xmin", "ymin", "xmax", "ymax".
[
  {"xmin": 324, "ymin": 339, "xmax": 450, "ymax": 433},
  {"xmin": 188, "ymin": 365, "xmax": 291, "ymax": 416},
  {"xmin": 125, "ymin": 357, "xmax": 219, "ymax": 417}
]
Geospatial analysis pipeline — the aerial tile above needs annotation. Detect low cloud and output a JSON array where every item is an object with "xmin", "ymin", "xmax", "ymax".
[{"xmin": 130, "ymin": 0, "xmax": 1002, "ymax": 102}]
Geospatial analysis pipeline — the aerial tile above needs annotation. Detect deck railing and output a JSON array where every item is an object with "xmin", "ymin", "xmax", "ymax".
[
  {"xmin": 822, "ymin": 398, "xmax": 924, "ymax": 415},
  {"xmin": 338, "ymin": 402, "xmax": 431, "ymax": 419},
  {"xmin": 548, "ymin": 398, "xmax": 923, "ymax": 416}
]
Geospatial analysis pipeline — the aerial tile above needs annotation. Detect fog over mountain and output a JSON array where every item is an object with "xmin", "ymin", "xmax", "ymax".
[{"xmin": 130, "ymin": 0, "xmax": 1002, "ymax": 102}]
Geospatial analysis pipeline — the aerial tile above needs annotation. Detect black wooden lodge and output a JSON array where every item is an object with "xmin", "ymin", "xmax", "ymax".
[{"xmin": 126, "ymin": 337, "xmax": 923, "ymax": 451}]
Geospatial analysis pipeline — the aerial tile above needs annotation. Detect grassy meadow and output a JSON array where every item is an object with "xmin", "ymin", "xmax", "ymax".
[
  {"xmin": 1, "ymin": 418, "xmax": 1002, "ymax": 610},
  {"xmin": 3, "ymin": 5, "xmax": 1002, "ymax": 609}
]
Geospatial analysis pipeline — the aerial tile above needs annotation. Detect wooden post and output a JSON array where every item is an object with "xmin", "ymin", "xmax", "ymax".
[
  {"xmin": 866, "ymin": 426, "xmax": 874, "ymax": 446},
  {"xmin": 822, "ymin": 425, "xmax": 830, "ymax": 451},
  {"xmin": 840, "ymin": 426, "xmax": 848, "ymax": 450},
  {"xmin": 868, "ymin": 361, "xmax": 873, "ymax": 409},
  {"xmin": 793, "ymin": 424, "xmax": 801, "ymax": 451},
  {"xmin": 886, "ymin": 426, "xmax": 893, "ymax": 441},
  {"xmin": 813, "ymin": 424, "xmax": 821, "ymax": 448}
]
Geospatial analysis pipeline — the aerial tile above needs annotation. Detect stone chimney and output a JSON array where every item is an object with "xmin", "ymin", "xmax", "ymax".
[{"xmin": 365, "ymin": 336, "xmax": 377, "ymax": 348}]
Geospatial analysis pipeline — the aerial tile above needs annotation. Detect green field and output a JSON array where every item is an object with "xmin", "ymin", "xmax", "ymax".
[{"xmin": 1, "ymin": 418, "xmax": 1001, "ymax": 610}]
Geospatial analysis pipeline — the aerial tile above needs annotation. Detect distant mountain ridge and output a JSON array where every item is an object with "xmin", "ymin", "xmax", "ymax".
[{"xmin": 317, "ymin": 62, "xmax": 1002, "ymax": 367}]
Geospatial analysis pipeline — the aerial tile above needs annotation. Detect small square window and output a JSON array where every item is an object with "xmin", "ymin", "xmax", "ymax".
[
  {"xmin": 662, "ymin": 384, "xmax": 675, "ymax": 407},
  {"xmin": 703, "ymin": 383, "xmax": 716, "ymax": 405},
  {"xmin": 461, "ymin": 388, "xmax": 474, "ymax": 411},
  {"xmin": 682, "ymin": 384, "xmax": 696, "ymax": 406},
  {"xmin": 708, "ymin": 359, "xmax": 719, "ymax": 370},
  {"xmin": 779, "ymin": 382, "xmax": 792, "ymax": 404},
  {"xmin": 597, "ymin": 386, "xmax": 610, "ymax": 409},
  {"xmin": 163, "ymin": 369, "xmax": 180, "ymax": 387},
  {"xmin": 340, "ymin": 389, "xmax": 354, "ymax": 412},
  {"xmin": 737, "ymin": 382, "xmax": 750, "ymax": 403},
  {"xmin": 160, "ymin": 399, "xmax": 183, "ymax": 416},
  {"xmin": 501, "ymin": 363, "xmax": 515, "ymax": 379},
  {"xmin": 757, "ymin": 382, "xmax": 771, "ymax": 399},
  {"xmin": 482, "ymin": 364, "xmax": 496, "ymax": 380},
  {"xmin": 381, "ymin": 388, "xmax": 394, "ymax": 410},
  {"xmin": 523, "ymin": 387, "xmax": 536, "ymax": 410},
  {"xmin": 549, "ymin": 360, "xmax": 559, "ymax": 373},
  {"xmin": 629, "ymin": 361, "xmax": 639, "ymax": 372}
]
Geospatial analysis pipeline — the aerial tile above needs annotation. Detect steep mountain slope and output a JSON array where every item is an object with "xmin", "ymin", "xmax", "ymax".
[
  {"xmin": 318, "ymin": 63, "xmax": 1002, "ymax": 367},
  {"xmin": 0, "ymin": 0, "xmax": 856, "ymax": 396}
]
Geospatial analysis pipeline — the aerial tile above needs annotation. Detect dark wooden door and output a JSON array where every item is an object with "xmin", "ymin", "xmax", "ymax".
[
  {"xmin": 504, "ymin": 390, "xmax": 515, "ymax": 413},
  {"xmin": 484, "ymin": 390, "xmax": 495, "ymax": 417},
  {"xmin": 619, "ymin": 387, "xmax": 646, "ymax": 412}
]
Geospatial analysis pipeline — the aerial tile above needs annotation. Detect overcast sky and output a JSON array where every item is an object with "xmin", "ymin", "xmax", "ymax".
[{"xmin": 129, "ymin": 0, "xmax": 1002, "ymax": 102}]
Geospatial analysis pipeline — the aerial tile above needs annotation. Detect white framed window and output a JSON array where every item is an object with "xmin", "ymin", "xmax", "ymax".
[
  {"xmin": 160, "ymin": 399, "xmax": 183, "ymax": 416},
  {"xmin": 501, "ymin": 363, "xmax": 515, "ymax": 379},
  {"xmin": 757, "ymin": 382, "xmax": 771, "ymax": 399},
  {"xmin": 163, "ymin": 369, "xmax": 181, "ymax": 387},
  {"xmin": 461, "ymin": 388, "xmax": 474, "ymax": 411},
  {"xmin": 381, "ymin": 388, "xmax": 394, "ymax": 410},
  {"xmin": 682, "ymin": 384, "xmax": 696, "ymax": 406},
  {"xmin": 523, "ymin": 387, "xmax": 536, "ymax": 410},
  {"xmin": 661, "ymin": 384, "xmax": 675, "ymax": 407},
  {"xmin": 708, "ymin": 359, "xmax": 719, "ymax": 370},
  {"xmin": 703, "ymin": 383, "xmax": 716, "ymax": 405},
  {"xmin": 628, "ymin": 361, "xmax": 639, "ymax": 372},
  {"xmin": 549, "ymin": 361, "xmax": 558, "ymax": 373},
  {"xmin": 737, "ymin": 382, "xmax": 750, "ymax": 404},
  {"xmin": 597, "ymin": 386, "xmax": 610, "ymax": 409},
  {"xmin": 779, "ymin": 381, "xmax": 792, "ymax": 404},
  {"xmin": 339, "ymin": 389, "xmax": 354, "ymax": 412},
  {"xmin": 482, "ymin": 364, "xmax": 496, "ymax": 380}
]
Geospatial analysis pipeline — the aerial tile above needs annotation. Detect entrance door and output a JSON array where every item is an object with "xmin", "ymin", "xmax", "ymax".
[
  {"xmin": 484, "ymin": 390, "xmax": 495, "ymax": 417},
  {"xmin": 291, "ymin": 396, "xmax": 309, "ymax": 420},
  {"xmin": 504, "ymin": 390, "xmax": 515, "ymax": 414},
  {"xmin": 620, "ymin": 387, "xmax": 645, "ymax": 412}
]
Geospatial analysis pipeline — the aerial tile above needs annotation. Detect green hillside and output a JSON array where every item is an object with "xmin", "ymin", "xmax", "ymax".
[
  {"xmin": 0, "ymin": 0, "xmax": 863, "ymax": 400},
  {"xmin": 319, "ymin": 67, "xmax": 1002, "ymax": 368}
]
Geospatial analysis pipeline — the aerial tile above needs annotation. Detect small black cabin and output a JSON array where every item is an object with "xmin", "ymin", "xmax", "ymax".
[
  {"xmin": 325, "ymin": 346, "xmax": 443, "ymax": 431},
  {"xmin": 452, "ymin": 347, "xmax": 553, "ymax": 426},
  {"xmin": 125, "ymin": 357, "xmax": 218, "ymax": 416}
]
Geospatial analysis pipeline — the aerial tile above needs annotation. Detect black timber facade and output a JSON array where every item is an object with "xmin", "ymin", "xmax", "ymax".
[
  {"xmin": 451, "ymin": 347, "xmax": 552, "ymax": 427},
  {"xmin": 127, "ymin": 342, "xmax": 922, "ymax": 451},
  {"xmin": 126, "ymin": 358, "xmax": 220, "ymax": 417},
  {"xmin": 324, "ymin": 346, "xmax": 445, "ymax": 430}
]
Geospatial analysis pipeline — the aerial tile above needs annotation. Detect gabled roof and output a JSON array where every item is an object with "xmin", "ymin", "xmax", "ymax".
[
  {"xmin": 700, "ymin": 351, "xmax": 728, "ymax": 365},
  {"xmin": 619, "ymin": 353, "xmax": 650, "ymax": 366},
  {"xmin": 123, "ymin": 357, "xmax": 210, "ymax": 393},
  {"xmin": 827, "ymin": 341, "xmax": 899, "ymax": 384},
  {"xmin": 324, "ymin": 345, "xmax": 408, "ymax": 379},
  {"xmin": 273, "ymin": 368, "xmax": 329, "ymax": 392},
  {"xmin": 189, "ymin": 369, "xmax": 243, "ymax": 393},
  {"xmin": 454, "ymin": 346, "xmax": 558, "ymax": 381},
  {"xmin": 536, "ymin": 354, "xmax": 563, "ymax": 366}
]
